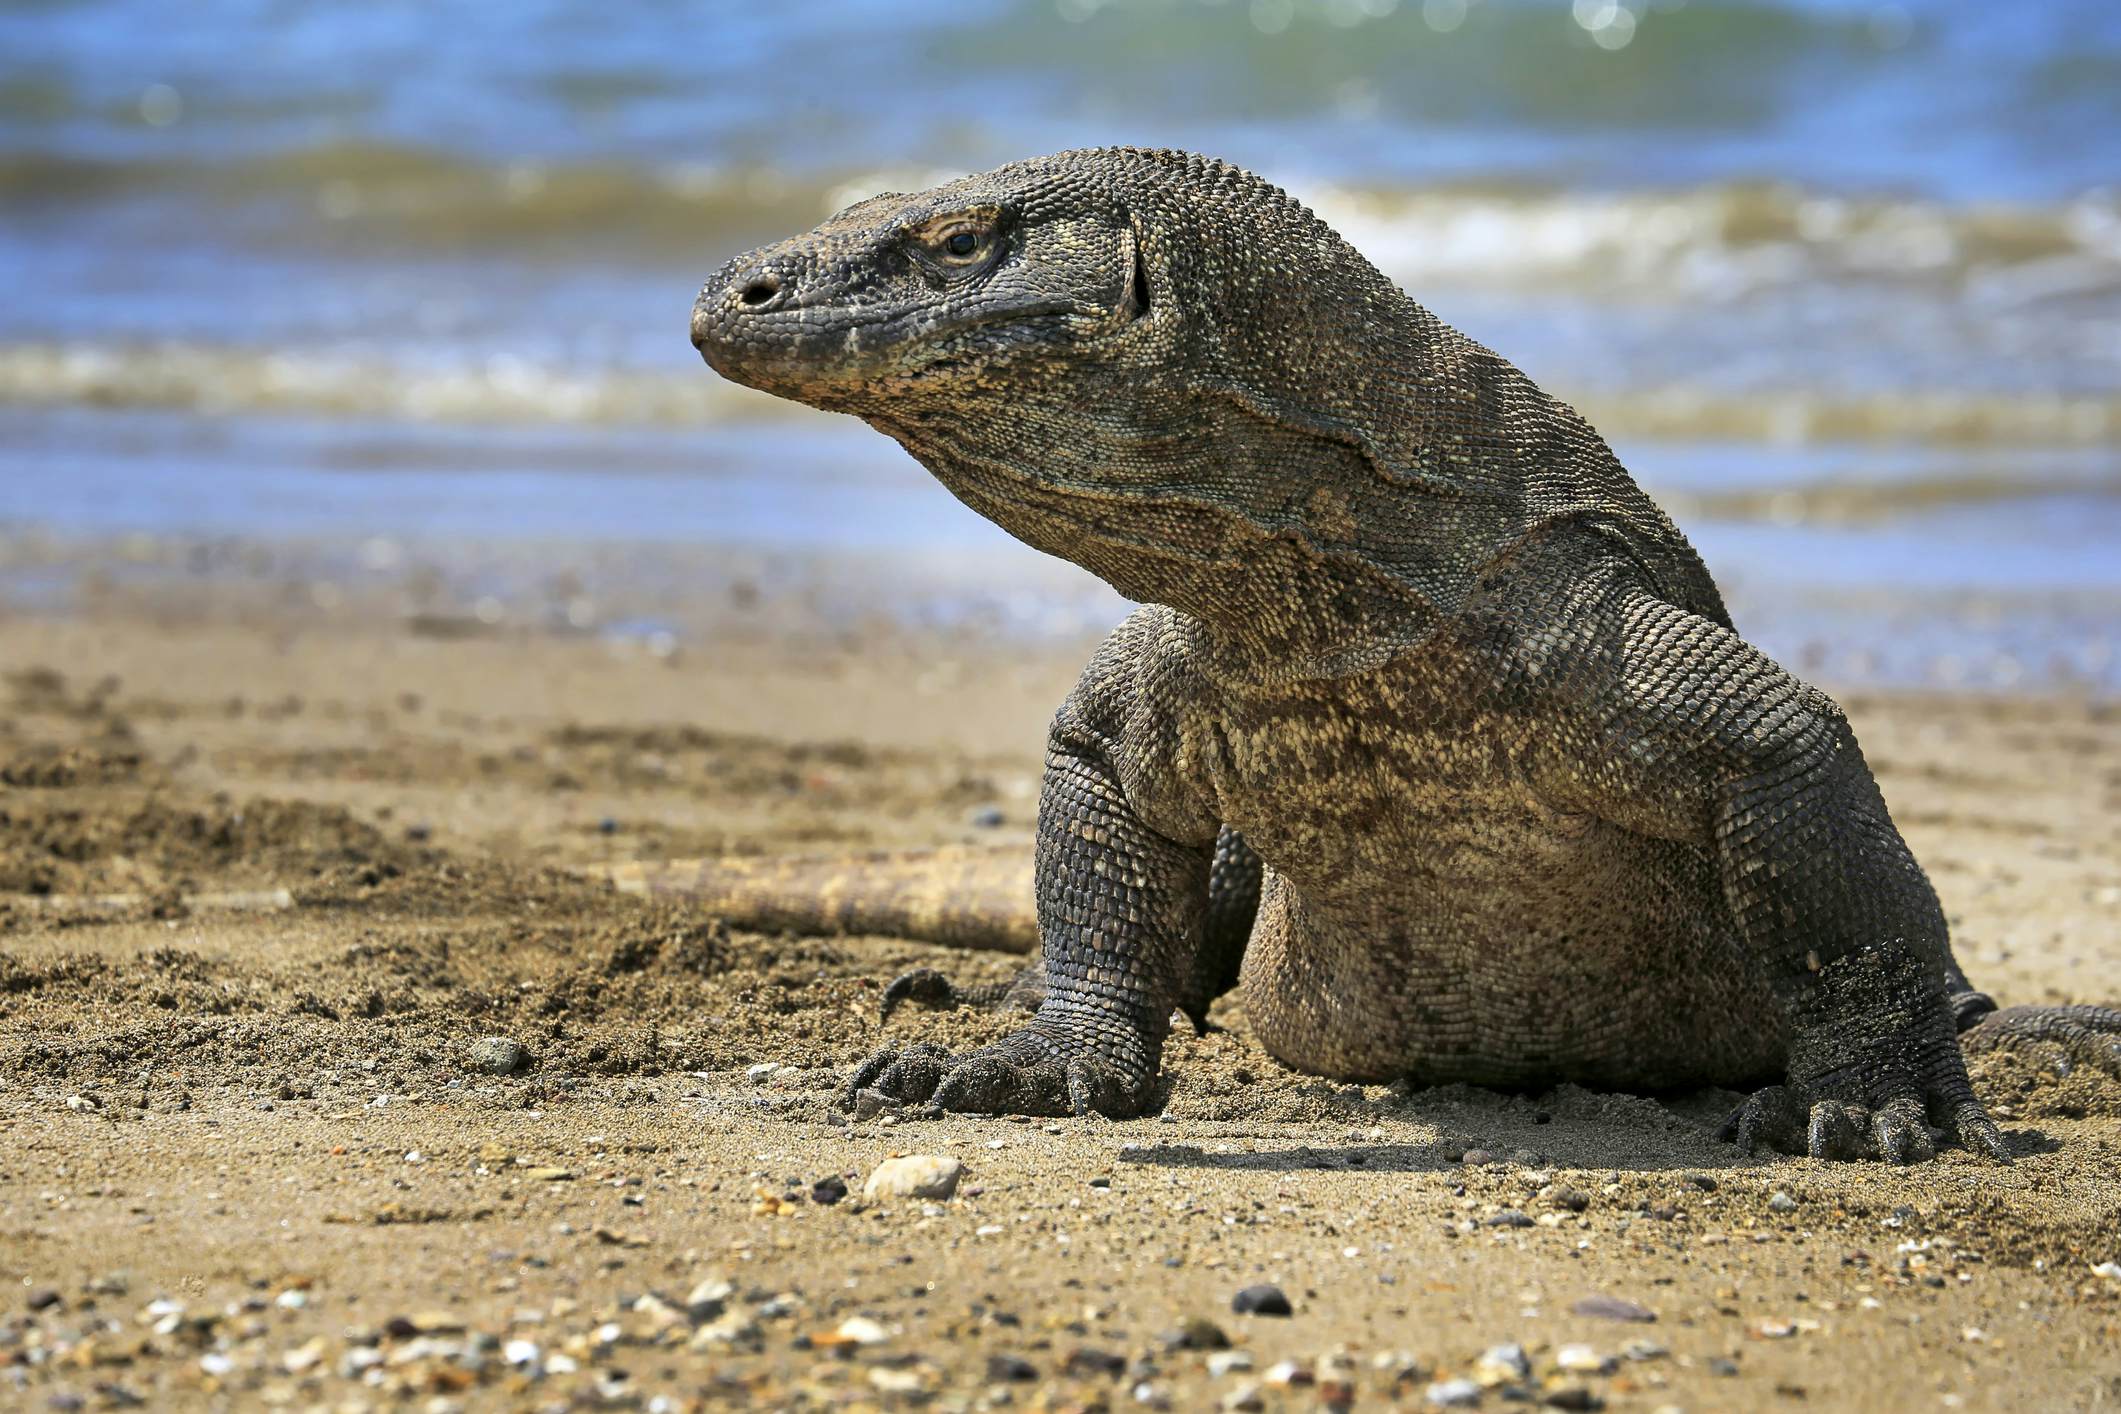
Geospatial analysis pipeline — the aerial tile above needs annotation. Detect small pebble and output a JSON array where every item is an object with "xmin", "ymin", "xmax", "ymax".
[
  {"xmin": 1486, "ymin": 1208, "xmax": 1535, "ymax": 1228},
  {"xmin": 1221, "ymin": 1381, "xmax": 1266, "ymax": 1411},
  {"xmin": 685, "ymin": 1278, "xmax": 733, "ymax": 1319},
  {"xmin": 1542, "ymin": 1386, "xmax": 1602, "ymax": 1411},
  {"xmin": 862, "ymin": 1155, "xmax": 963, "ymax": 1201},
  {"xmin": 987, "ymin": 1353, "xmax": 1037, "ymax": 1382},
  {"xmin": 1263, "ymin": 1360, "xmax": 1313, "ymax": 1387},
  {"xmin": 811, "ymin": 1174, "xmax": 848, "ymax": 1205},
  {"xmin": 1554, "ymin": 1344, "xmax": 1614, "ymax": 1374},
  {"xmin": 1066, "ymin": 1347, "xmax": 1128, "ymax": 1377},
  {"xmin": 466, "ymin": 1036, "xmax": 529, "ymax": 1076},
  {"xmin": 1571, "ymin": 1295, "xmax": 1655, "ymax": 1322},
  {"xmin": 1231, "ymin": 1284, "xmax": 1293, "ymax": 1317},
  {"xmin": 26, "ymin": 1288, "xmax": 60, "ymax": 1312},
  {"xmin": 835, "ymin": 1316, "xmax": 889, "ymax": 1346},
  {"xmin": 1767, "ymin": 1190, "xmax": 1797, "ymax": 1213},
  {"xmin": 1207, "ymin": 1351, "xmax": 1255, "ymax": 1377},
  {"xmin": 1161, "ymin": 1316, "xmax": 1230, "ymax": 1349},
  {"xmin": 1475, "ymin": 1343, "xmax": 1530, "ymax": 1384},
  {"xmin": 1426, "ymin": 1377, "xmax": 1483, "ymax": 1407},
  {"xmin": 969, "ymin": 806, "xmax": 1006, "ymax": 828},
  {"xmin": 1461, "ymin": 1148, "xmax": 1495, "ymax": 1166}
]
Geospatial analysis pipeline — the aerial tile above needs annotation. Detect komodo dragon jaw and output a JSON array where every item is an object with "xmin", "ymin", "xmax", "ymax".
[{"xmin": 683, "ymin": 147, "xmax": 2121, "ymax": 1161}]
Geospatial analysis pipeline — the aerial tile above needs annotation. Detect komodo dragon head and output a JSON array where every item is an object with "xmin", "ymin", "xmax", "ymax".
[{"xmin": 692, "ymin": 147, "xmax": 1712, "ymax": 672}]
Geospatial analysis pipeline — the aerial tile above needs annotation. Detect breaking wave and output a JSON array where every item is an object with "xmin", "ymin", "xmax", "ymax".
[{"xmin": 4, "ymin": 338, "xmax": 2118, "ymax": 454}]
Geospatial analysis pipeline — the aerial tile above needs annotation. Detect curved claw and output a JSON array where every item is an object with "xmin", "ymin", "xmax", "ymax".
[{"xmin": 880, "ymin": 969, "xmax": 959, "ymax": 1021}]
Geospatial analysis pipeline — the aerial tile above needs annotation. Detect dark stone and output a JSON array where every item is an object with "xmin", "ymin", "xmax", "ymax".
[
  {"xmin": 1064, "ymin": 1347, "xmax": 1127, "ymax": 1377},
  {"xmin": 1486, "ymin": 1208, "xmax": 1535, "ymax": 1228},
  {"xmin": 811, "ymin": 1175, "xmax": 848, "ymax": 1205},
  {"xmin": 986, "ymin": 1353, "xmax": 1038, "ymax": 1382},
  {"xmin": 1159, "ymin": 1317, "xmax": 1230, "ymax": 1350},
  {"xmin": 1231, "ymin": 1284, "xmax": 1293, "ymax": 1317}
]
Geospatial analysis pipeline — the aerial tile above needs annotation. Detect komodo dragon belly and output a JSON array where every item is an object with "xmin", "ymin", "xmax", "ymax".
[{"xmin": 1209, "ymin": 686, "xmax": 1789, "ymax": 1090}]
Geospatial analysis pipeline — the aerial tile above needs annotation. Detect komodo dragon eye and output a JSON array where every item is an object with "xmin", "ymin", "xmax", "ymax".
[{"xmin": 922, "ymin": 223, "xmax": 994, "ymax": 266}]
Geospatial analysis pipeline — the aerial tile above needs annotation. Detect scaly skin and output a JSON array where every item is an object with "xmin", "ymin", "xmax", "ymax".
[{"xmin": 687, "ymin": 147, "xmax": 2121, "ymax": 1161}]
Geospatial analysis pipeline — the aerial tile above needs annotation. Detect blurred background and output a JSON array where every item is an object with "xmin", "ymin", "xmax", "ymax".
[{"xmin": 2, "ymin": 0, "xmax": 2116, "ymax": 691}]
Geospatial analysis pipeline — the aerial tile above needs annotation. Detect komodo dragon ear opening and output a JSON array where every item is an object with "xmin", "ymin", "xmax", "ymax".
[{"xmin": 1128, "ymin": 245, "xmax": 1152, "ymax": 320}]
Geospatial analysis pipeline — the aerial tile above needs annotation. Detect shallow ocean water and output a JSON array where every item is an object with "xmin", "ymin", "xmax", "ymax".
[{"xmin": 2, "ymin": 0, "xmax": 2116, "ymax": 689}]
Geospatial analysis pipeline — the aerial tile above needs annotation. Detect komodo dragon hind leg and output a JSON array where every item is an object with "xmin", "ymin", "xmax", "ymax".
[
  {"xmin": 1188, "ymin": 825, "xmax": 1262, "ymax": 1030},
  {"xmin": 878, "ymin": 826, "xmax": 1261, "ymax": 1032}
]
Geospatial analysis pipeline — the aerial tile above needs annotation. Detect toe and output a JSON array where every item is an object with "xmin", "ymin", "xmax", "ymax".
[
  {"xmin": 1947, "ymin": 1097, "xmax": 2013, "ymax": 1163},
  {"xmin": 874, "ymin": 1049, "xmax": 948, "ymax": 1104},
  {"xmin": 1871, "ymin": 1097, "xmax": 1934, "ymax": 1165},
  {"xmin": 1807, "ymin": 1100, "xmax": 1868, "ymax": 1161},
  {"xmin": 934, "ymin": 1053, "xmax": 1069, "ymax": 1116},
  {"xmin": 1731, "ymin": 1085, "xmax": 1808, "ymax": 1155},
  {"xmin": 1063, "ymin": 1057, "xmax": 1142, "ymax": 1118}
]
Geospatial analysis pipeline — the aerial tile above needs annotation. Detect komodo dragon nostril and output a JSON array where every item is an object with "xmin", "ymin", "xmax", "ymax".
[{"xmin": 738, "ymin": 275, "xmax": 780, "ymax": 307}]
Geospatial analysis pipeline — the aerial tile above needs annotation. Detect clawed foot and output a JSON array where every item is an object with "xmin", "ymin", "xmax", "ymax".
[
  {"xmin": 1719, "ymin": 1020, "xmax": 2011, "ymax": 1164},
  {"xmin": 846, "ymin": 1024, "xmax": 1155, "ymax": 1118},
  {"xmin": 1960, "ymin": 1004, "xmax": 2121, "ymax": 1078}
]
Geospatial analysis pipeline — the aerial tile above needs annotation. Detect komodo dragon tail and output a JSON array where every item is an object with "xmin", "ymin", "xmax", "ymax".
[
  {"xmin": 585, "ymin": 827, "xmax": 1265, "ymax": 1028},
  {"xmin": 584, "ymin": 846, "xmax": 1039, "ymax": 954}
]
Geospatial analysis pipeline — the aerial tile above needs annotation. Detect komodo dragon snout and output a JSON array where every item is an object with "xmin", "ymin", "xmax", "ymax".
[{"xmin": 691, "ymin": 176, "xmax": 1148, "ymax": 411}]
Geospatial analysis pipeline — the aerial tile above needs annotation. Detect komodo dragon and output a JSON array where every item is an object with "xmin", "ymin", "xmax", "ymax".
[{"xmin": 675, "ymin": 147, "xmax": 2121, "ymax": 1162}]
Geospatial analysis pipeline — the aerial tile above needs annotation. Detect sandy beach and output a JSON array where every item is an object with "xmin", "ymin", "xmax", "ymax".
[{"xmin": 2, "ymin": 594, "xmax": 2117, "ymax": 1412}]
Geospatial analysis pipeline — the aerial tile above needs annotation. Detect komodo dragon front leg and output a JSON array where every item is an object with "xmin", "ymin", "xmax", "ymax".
[
  {"xmin": 852, "ymin": 624, "xmax": 1220, "ymax": 1117},
  {"xmin": 880, "ymin": 823, "xmax": 1261, "ymax": 1030},
  {"xmin": 1531, "ymin": 584, "xmax": 2028, "ymax": 1162}
]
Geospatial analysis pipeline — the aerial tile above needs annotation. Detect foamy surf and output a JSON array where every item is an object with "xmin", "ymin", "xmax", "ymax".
[{"xmin": 3, "ymin": 339, "xmax": 2116, "ymax": 451}]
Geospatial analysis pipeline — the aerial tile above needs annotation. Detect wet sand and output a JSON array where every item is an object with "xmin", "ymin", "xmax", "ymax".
[{"xmin": 1, "ymin": 603, "xmax": 2118, "ymax": 1411}]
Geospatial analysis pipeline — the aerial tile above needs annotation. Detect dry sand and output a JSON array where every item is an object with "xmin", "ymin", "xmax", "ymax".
[{"xmin": 1, "ymin": 603, "xmax": 2118, "ymax": 1411}]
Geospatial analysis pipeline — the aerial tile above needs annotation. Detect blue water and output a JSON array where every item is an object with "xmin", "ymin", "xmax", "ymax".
[{"xmin": 0, "ymin": 0, "xmax": 2116, "ymax": 689}]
